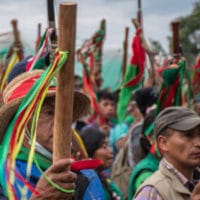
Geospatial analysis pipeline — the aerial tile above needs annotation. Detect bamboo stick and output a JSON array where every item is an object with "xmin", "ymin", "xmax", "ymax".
[{"xmin": 53, "ymin": 2, "xmax": 77, "ymax": 162}]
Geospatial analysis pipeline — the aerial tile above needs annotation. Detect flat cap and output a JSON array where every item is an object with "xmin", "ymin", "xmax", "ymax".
[{"xmin": 154, "ymin": 106, "xmax": 200, "ymax": 137}]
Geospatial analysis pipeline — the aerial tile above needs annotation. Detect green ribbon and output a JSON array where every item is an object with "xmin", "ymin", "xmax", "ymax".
[{"xmin": 144, "ymin": 123, "xmax": 154, "ymax": 136}]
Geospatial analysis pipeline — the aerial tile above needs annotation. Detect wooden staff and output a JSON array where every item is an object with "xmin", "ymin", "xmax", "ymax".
[
  {"xmin": 10, "ymin": 19, "xmax": 23, "ymax": 60},
  {"xmin": 171, "ymin": 20, "xmax": 180, "ymax": 59},
  {"xmin": 47, "ymin": 0, "xmax": 57, "ymax": 43},
  {"xmin": 2, "ymin": 19, "xmax": 23, "ymax": 81},
  {"xmin": 11, "ymin": 19, "xmax": 20, "ymax": 44},
  {"xmin": 137, "ymin": 0, "xmax": 142, "ymax": 27},
  {"xmin": 171, "ymin": 19, "xmax": 194, "ymax": 106},
  {"xmin": 35, "ymin": 23, "xmax": 41, "ymax": 52},
  {"xmin": 122, "ymin": 27, "xmax": 129, "ymax": 79},
  {"xmin": 37, "ymin": 23, "xmax": 41, "ymax": 38},
  {"xmin": 53, "ymin": 3, "xmax": 77, "ymax": 162}
]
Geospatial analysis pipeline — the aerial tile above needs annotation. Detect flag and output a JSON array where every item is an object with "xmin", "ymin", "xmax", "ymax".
[
  {"xmin": 156, "ymin": 60, "xmax": 186, "ymax": 113},
  {"xmin": 117, "ymin": 28, "xmax": 145, "ymax": 122},
  {"xmin": 77, "ymin": 20, "xmax": 106, "ymax": 121}
]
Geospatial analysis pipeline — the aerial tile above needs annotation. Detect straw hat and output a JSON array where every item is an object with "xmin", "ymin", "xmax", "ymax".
[{"xmin": 0, "ymin": 70, "xmax": 90, "ymax": 143}]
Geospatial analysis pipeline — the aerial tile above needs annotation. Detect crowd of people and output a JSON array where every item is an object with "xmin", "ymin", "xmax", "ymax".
[{"xmin": 1, "ymin": 26, "xmax": 200, "ymax": 200}]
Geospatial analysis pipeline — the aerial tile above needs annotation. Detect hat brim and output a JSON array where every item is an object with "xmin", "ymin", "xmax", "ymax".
[
  {"xmin": 169, "ymin": 117, "xmax": 200, "ymax": 132},
  {"xmin": 0, "ymin": 90, "xmax": 90, "ymax": 144}
]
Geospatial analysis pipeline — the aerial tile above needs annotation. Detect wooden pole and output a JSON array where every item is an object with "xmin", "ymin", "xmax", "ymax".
[
  {"xmin": 122, "ymin": 27, "xmax": 129, "ymax": 79},
  {"xmin": 11, "ymin": 19, "xmax": 20, "ymax": 44},
  {"xmin": 137, "ymin": 0, "xmax": 142, "ymax": 27},
  {"xmin": 171, "ymin": 20, "xmax": 193, "ymax": 106},
  {"xmin": 10, "ymin": 19, "xmax": 23, "ymax": 60},
  {"xmin": 47, "ymin": 0, "xmax": 57, "ymax": 43},
  {"xmin": 35, "ymin": 23, "xmax": 41, "ymax": 52},
  {"xmin": 37, "ymin": 23, "xmax": 41, "ymax": 38},
  {"xmin": 171, "ymin": 20, "xmax": 180, "ymax": 58},
  {"xmin": 53, "ymin": 2, "xmax": 77, "ymax": 162}
]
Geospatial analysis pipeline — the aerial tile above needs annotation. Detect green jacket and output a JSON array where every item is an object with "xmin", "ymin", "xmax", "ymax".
[
  {"xmin": 128, "ymin": 153, "xmax": 159, "ymax": 200},
  {"xmin": 104, "ymin": 178, "xmax": 124, "ymax": 200}
]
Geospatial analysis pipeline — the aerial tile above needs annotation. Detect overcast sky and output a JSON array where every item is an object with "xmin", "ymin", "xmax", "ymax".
[{"xmin": 0, "ymin": 0, "xmax": 197, "ymax": 54}]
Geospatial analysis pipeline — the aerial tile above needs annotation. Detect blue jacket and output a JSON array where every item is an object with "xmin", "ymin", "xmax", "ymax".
[{"xmin": 13, "ymin": 159, "xmax": 105, "ymax": 199}]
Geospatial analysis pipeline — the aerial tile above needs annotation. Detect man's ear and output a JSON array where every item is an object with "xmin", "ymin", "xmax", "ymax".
[{"xmin": 157, "ymin": 135, "xmax": 169, "ymax": 153}]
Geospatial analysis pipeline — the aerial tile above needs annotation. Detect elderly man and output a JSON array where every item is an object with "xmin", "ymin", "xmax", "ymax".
[
  {"xmin": 134, "ymin": 106, "xmax": 200, "ymax": 200},
  {"xmin": 0, "ymin": 70, "xmax": 105, "ymax": 199}
]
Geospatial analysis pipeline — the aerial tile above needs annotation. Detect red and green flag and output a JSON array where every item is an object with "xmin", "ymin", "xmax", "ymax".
[
  {"xmin": 156, "ymin": 60, "xmax": 186, "ymax": 113},
  {"xmin": 117, "ymin": 28, "xmax": 146, "ymax": 122},
  {"xmin": 77, "ymin": 20, "xmax": 106, "ymax": 123}
]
